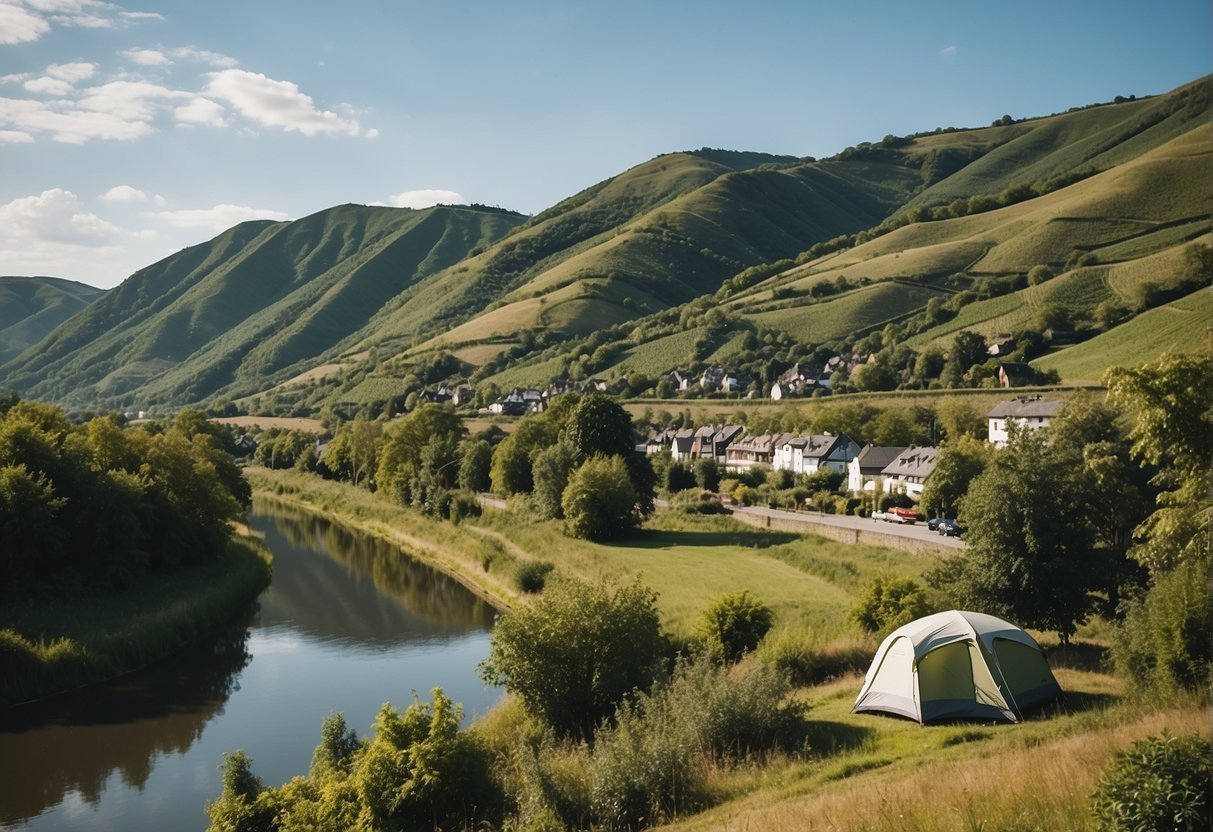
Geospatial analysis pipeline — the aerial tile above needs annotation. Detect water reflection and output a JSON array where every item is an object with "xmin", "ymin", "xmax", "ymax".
[
  {"xmin": 251, "ymin": 499, "xmax": 498, "ymax": 644},
  {"xmin": 0, "ymin": 614, "xmax": 253, "ymax": 828},
  {"xmin": 0, "ymin": 502, "xmax": 500, "ymax": 832}
]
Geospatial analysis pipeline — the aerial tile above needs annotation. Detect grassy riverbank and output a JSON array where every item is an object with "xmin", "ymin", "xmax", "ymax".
[
  {"xmin": 0, "ymin": 535, "xmax": 271, "ymax": 708},
  {"xmin": 242, "ymin": 469, "xmax": 1205, "ymax": 831}
]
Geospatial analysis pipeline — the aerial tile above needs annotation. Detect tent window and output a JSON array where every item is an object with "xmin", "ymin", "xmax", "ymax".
[
  {"xmin": 993, "ymin": 638, "xmax": 1054, "ymax": 697},
  {"xmin": 917, "ymin": 641, "xmax": 975, "ymax": 702}
]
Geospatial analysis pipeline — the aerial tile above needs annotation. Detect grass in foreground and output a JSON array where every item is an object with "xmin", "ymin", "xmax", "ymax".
[{"xmin": 0, "ymin": 535, "xmax": 271, "ymax": 708}]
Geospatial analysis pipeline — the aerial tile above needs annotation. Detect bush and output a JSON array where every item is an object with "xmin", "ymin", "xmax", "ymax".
[
  {"xmin": 1090, "ymin": 732, "xmax": 1213, "ymax": 832},
  {"xmin": 480, "ymin": 577, "xmax": 665, "ymax": 743},
  {"xmin": 1112, "ymin": 560, "xmax": 1212, "ymax": 698},
  {"xmin": 695, "ymin": 590, "xmax": 775, "ymax": 663},
  {"xmin": 851, "ymin": 574, "xmax": 932, "ymax": 636},
  {"xmin": 561, "ymin": 455, "xmax": 638, "ymax": 541},
  {"xmin": 515, "ymin": 560, "xmax": 555, "ymax": 593}
]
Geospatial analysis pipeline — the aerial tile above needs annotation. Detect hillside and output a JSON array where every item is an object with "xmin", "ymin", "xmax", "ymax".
[
  {"xmin": 0, "ymin": 204, "xmax": 524, "ymax": 409},
  {"xmin": 1, "ymin": 77, "xmax": 1208, "ymax": 413},
  {"xmin": 0, "ymin": 277, "xmax": 103, "ymax": 365}
]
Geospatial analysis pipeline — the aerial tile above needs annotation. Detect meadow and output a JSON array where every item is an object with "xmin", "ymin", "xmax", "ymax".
[{"xmin": 243, "ymin": 470, "xmax": 1201, "ymax": 830}]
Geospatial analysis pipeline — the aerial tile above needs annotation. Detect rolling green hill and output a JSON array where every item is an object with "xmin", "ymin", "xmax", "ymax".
[
  {"xmin": 0, "ymin": 277, "xmax": 103, "ymax": 365},
  {"xmin": 0, "ymin": 204, "xmax": 523, "ymax": 409},
  {"xmin": 1, "ymin": 77, "xmax": 1208, "ymax": 412}
]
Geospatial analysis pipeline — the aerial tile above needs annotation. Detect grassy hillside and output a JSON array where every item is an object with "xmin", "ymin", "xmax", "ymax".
[
  {"xmin": 0, "ymin": 205, "xmax": 523, "ymax": 409},
  {"xmin": 1032, "ymin": 287, "xmax": 1212, "ymax": 383},
  {"xmin": 0, "ymin": 276, "xmax": 102, "ymax": 364}
]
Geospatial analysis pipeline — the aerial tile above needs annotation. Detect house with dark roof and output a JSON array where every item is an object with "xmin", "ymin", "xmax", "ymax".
[
  {"xmin": 998, "ymin": 362, "xmax": 1037, "ymax": 388},
  {"xmin": 880, "ymin": 446, "xmax": 940, "ymax": 499},
  {"xmin": 772, "ymin": 434, "xmax": 860, "ymax": 475},
  {"xmin": 988, "ymin": 395, "xmax": 1063, "ymax": 447},
  {"xmin": 847, "ymin": 445, "xmax": 907, "ymax": 493},
  {"xmin": 725, "ymin": 432, "xmax": 791, "ymax": 471}
]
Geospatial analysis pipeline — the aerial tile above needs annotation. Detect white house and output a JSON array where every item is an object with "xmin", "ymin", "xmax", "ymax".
[
  {"xmin": 987, "ymin": 396, "xmax": 1063, "ymax": 448},
  {"xmin": 772, "ymin": 434, "xmax": 860, "ymax": 476},
  {"xmin": 847, "ymin": 445, "xmax": 907, "ymax": 493},
  {"xmin": 880, "ymin": 446, "xmax": 940, "ymax": 500}
]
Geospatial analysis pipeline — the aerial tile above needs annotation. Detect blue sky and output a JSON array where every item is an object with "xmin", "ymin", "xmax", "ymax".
[{"xmin": 1, "ymin": 0, "xmax": 1209, "ymax": 289}]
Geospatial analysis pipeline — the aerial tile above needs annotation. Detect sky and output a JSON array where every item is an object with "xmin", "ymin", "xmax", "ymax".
[{"xmin": 1, "ymin": 0, "xmax": 1210, "ymax": 290}]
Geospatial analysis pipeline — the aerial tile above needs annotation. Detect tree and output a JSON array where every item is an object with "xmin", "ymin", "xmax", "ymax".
[
  {"xmin": 695, "ymin": 591, "xmax": 775, "ymax": 663},
  {"xmin": 376, "ymin": 404, "xmax": 464, "ymax": 502},
  {"xmin": 563, "ymin": 392, "xmax": 633, "ymax": 462},
  {"xmin": 919, "ymin": 436, "xmax": 991, "ymax": 517},
  {"xmin": 851, "ymin": 574, "xmax": 931, "ymax": 636},
  {"xmin": 561, "ymin": 455, "xmax": 638, "ymax": 541},
  {"xmin": 1105, "ymin": 353, "xmax": 1213, "ymax": 572},
  {"xmin": 531, "ymin": 440, "xmax": 577, "ymax": 520},
  {"xmin": 457, "ymin": 439, "xmax": 492, "ymax": 492},
  {"xmin": 935, "ymin": 398, "xmax": 985, "ymax": 443},
  {"xmin": 479, "ymin": 577, "xmax": 665, "ymax": 742},
  {"xmin": 694, "ymin": 457, "xmax": 721, "ymax": 492},
  {"xmin": 941, "ymin": 331, "xmax": 988, "ymax": 387},
  {"xmin": 931, "ymin": 429, "xmax": 1099, "ymax": 643}
]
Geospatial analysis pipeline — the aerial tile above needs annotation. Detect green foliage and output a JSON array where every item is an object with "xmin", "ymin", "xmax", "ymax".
[
  {"xmin": 207, "ymin": 690, "xmax": 498, "ymax": 832},
  {"xmin": 665, "ymin": 460, "xmax": 696, "ymax": 493},
  {"xmin": 561, "ymin": 455, "xmax": 639, "ymax": 541},
  {"xmin": 1112, "ymin": 560, "xmax": 1213, "ymax": 699},
  {"xmin": 851, "ymin": 574, "xmax": 931, "ymax": 636},
  {"xmin": 695, "ymin": 590, "xmax": 775, "ymax": 663},
  {"xmin": 1090, "ymin": 732, "xmax": 1213, "ymax": 832},
  {"xmin": 480, "ymin": 576, "xmax": 665, "ymax": 743},
  {"xmin": 919, "ymin": 436, "xmax": 991, "ymax": 517},
  {"xmin": 531, "ymin": 440, "xmax": 577, "ymax": 520},
  {"xmin": 931, "ymin": 430, "xmax": 1100, "ymax": 643},
  {"xmin": 693, "ymin": 457, "xmax": 721, "ymax": 492},
  {"xmin": 515, "ymin": 560, "xmax": 555, "ymax": 594},
  {"xmin": 563, "ymin": 392, "xmax": 634, "ymax": 462},
  {"xmin": 458, "ymin": 438, "xmax": 493, "ymax": 492}
]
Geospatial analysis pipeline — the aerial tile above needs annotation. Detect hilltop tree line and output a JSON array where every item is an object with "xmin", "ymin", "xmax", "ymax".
[{"xmin": 0, "ymin": 398, "xmax": 250, "ymax": 599}]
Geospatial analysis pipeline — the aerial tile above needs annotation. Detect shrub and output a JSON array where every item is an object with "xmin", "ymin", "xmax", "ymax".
[
  {"xmin": 1112, "ymin": 560, "xmax": 1212, "ymax": 699},
  {"xmin": 515, "ymin": 560, "xmax": 555, "ymax": 594},
  {"xmin": 695, "ymin": 590, "xmax": 775, "ymax": 663},
  {"xmin": 1090, "ymin": 732, "xmax": 1213, "ymax": 832},
  {"xmin": 480, "ymin": 577, "xmax": 665, "ymax": 743},
  {"xmin": 851, "ymin": 574, "xmax": 932, "ymax": 636},
  {"xmin": 561, "ymin": 455, "xmax": 638, "ymax": 541}
]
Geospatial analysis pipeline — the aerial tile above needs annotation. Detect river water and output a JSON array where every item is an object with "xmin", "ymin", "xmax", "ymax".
[{"xmin": 0, "ymin": 501, "xmax": 501, "ymax": 831}]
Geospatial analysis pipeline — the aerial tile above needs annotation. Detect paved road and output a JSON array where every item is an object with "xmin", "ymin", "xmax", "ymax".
[
  {"xmin": 730, "ymin": 504, "xmax": 967, "ymax": 550},
  {"xmin": 480, "ymin": 494, "xmax": 965, "ymax": 550}
]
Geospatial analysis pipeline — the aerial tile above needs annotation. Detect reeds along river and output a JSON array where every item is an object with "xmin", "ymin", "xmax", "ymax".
[{"xmin": 0, "ymin": 500, "xmax": 502, "ymax": 832}]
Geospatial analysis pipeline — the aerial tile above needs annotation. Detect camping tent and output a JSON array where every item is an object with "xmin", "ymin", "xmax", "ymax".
[{"xmin": 853, "ymin": 610, "xmax": 1061, "ymax": 724}]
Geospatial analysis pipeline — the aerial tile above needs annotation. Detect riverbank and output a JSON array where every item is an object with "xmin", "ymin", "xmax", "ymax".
[{"xmin": 0, "ymin": 535, "xmax": 271, "ymax": 709}]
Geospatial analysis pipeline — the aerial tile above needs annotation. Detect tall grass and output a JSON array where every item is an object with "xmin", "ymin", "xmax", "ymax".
[{"xmin": 0, "ymin": 536, "xmax": 271, "ymax": 708}]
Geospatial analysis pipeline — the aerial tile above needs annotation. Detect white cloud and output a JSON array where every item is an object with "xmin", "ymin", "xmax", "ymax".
[
  {"xmin": 0, "ymin": 188, "xmax": 125, "ymax": 245},
  {"xmin": 23, "ymin": 76, "xmax": 74, "ymax": 95},
  {"xmin": 173, "ymin": 95, "xmax": 226, "ymax": 127},
  {"xmin": 172, "ymin": 46, "xmax": 238, "ymax": 68},
  {"xmin": 202, "ymin": 69, "xmax": 372, "ymax": 137},
  {"xmin": 0, "ymin": 129, "xmax": 34, "ymax": 143},
  {"xmin": 939, "ymin": 45, "xmax": 958, "ymax": 58},
  {"xmin": 121, "ymin": 47, "xmax": 169, "ymax": 66},
  {"xmin": 382, "ymin": 189, "xmax": 465, "ymax": 209},
  {"xmin": 77, "ymin": 79, "xmax": 189, "ymax": 120},
  {"xmin": 101, "ymin": 184, "xmax": 148, "ymax": 202},
  {"xmin": 145, "ymin": 204, "xmax": 289, "ymax": 232},
  {"xmin": 1, "ymin": 1, "xmax": 162, "ymax": 42},
  {"xmin": 0, "ymin": 2, "xmax": 51, "ymax": 44},
  {"xmin": 46, "ymin": 61, "xmax": 98, "ymax": 83},
  {"xmin": 0, "ymin": 95, "xmax": 155, "ymax": 142}
]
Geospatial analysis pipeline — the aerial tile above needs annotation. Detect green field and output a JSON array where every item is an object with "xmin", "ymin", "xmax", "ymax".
[
  {"xmin": 752, "ymin": 281, "xmax": 947, "ymax": 342},
  {"xmin": 1033, "ymin": 288, "xmax": 1213, "ymax": 383}
]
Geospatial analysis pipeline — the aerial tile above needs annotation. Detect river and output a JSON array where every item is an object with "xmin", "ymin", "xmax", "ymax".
[{"xmin": 0, "ymin": 501, "xmax": 502, "ymax": 832}]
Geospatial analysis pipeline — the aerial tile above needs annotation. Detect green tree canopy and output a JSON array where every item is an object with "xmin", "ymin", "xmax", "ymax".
[
  {"xmin": 479, "ymin": 577, "xmax": 665, "ymax": 743},
  {"xmin": 561, "ymin": 455, "xmax": 639, "ymax": 541}
]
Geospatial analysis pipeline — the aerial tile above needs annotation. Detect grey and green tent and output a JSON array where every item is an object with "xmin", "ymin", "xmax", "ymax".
[{"xmin": 853, "ymin": 610, "xmax": 1061, "ymax": 724}]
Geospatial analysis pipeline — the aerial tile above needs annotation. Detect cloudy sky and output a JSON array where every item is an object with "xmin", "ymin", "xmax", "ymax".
[{"xmin": 1, "ymin": 0, "xmax": 1209, "ymax": 289}]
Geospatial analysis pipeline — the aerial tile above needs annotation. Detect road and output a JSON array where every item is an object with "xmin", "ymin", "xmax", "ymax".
[{"xmin": 728, "ymin": 504, "xmax": 967, "ymax": 550}]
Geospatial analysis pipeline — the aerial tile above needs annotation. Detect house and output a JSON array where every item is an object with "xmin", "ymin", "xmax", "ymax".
[
  {"xmin": 772, "ymin": 434, "xmax": 861, "ymax": 475},
  {"xmin": 709, "ymin": 424, "xmax": 746, "ymax": 464},
  {"xmin": 987, "ymin": 395, "xmax": 1063, "ymax": 447},
  {"xmin": 725, "ymin": 432, "xmax": 791, "ymax": 471},
  {"xmin": 880, "ymin": 446, "xmax": 940, "ymax": 499},
  {"xmin": 669, "ymin": 370, "xmax": 692, "ymax": 392},
  {"xmin": 770, "ymin": 362, "xmax": 828, "ymax": 400},
  {"xmin": 451, "ymin": 386, "xmax": 477, "ymax": 407},
  {"xmin": 998, "ymin": 362, "xmax": 1036, "ymax": 388},
  {"xmin": 670, "ymin": 429, "xmax": 697, "ymax": 461},
  {"xmin": 489, "ymin": 390, "xmax": 528, "ymax": 416},
  {"xmin": 847, "ymin": 445, "xmax": 907, "ymax": 493},
  {"xmin": 987, "ymin": 338, "xmax": 1017, "ymax": 358}
]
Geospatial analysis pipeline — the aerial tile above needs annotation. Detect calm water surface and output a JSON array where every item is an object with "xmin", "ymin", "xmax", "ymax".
[{"xmin": 0, "ymin": 501, "xmax": 501, "ymax": 831}]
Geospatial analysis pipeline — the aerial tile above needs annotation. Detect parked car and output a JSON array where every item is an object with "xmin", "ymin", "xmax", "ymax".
[
  {"xmin": 871, "ymin": 510, "xmax": 889, "ymax": 522},
  {"xmin": 938, "ymin": 518, "xmax": 964, "ymax": 537},
  {"xmin": 927, "ymin": 516, "xmax": 950, "ymax": 531},
  {"xmin": 890, "ymin": 506, "xmax": 921, "ymax": 524}
]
